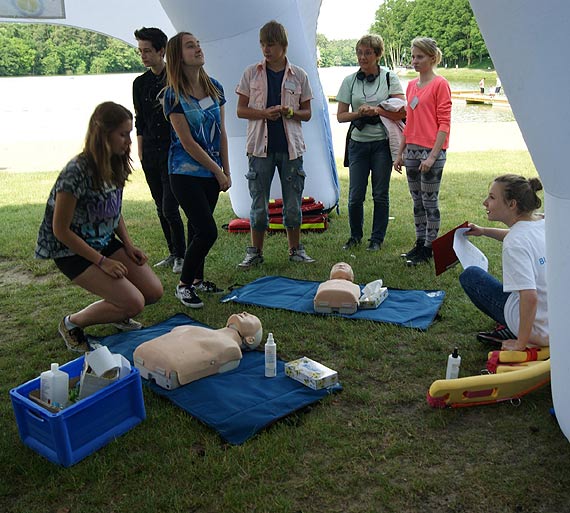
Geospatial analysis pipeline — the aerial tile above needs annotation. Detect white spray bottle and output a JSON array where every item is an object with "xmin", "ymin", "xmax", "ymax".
[
  {"xmin": 264, "ymin": 332, "xmax": 277, "ymax": 378},
  {"xmin": 445, "ymin": 347, "xmax": 461, "ymax": 380}
]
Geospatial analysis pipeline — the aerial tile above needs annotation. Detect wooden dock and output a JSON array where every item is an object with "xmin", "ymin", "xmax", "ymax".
[{"xmin": 451, "ymin": 90, "xmax": 510, "ymax": 106}]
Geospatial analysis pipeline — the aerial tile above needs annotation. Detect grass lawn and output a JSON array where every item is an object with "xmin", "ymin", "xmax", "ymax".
[{"xmin": 1, "ymin": 150, "xmax": 569, "ymax": 513}]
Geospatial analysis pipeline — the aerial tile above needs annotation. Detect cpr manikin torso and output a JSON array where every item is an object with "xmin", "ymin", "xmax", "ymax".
[
  {"xmin": 133, "ymin": 313, "xmax": 263, "ymax": 390},
  {"xmin": 314, "ymin": 262, "xmax": 361, "ymax": 314}
]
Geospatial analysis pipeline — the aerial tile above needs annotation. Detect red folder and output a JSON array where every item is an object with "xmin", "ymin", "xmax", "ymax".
[{"xmin": 432, "ymin": 221, "xmax": 469, "ymax": 276}]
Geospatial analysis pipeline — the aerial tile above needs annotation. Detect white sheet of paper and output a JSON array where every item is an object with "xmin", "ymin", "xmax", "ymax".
[{"xmin": 453, "ymin": 227, "xmax": 489, "ymax": 271}]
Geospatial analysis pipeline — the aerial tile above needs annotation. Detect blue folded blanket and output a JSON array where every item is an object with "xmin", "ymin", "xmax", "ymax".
[
  {"xmin": 97, "ymin": 314, "xmax": 340, "ymax": 445},
  {"xmin": 221, "ymin": 276, "xmax": 444, "ymax": 330}
]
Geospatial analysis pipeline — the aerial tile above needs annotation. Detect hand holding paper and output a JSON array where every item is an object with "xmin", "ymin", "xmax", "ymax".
[{"xmin": 453, "ymin": 227, "xmax": 488, "ymax": 271}]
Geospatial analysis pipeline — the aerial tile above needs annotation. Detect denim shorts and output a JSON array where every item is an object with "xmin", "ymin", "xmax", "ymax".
[
  {"xmin": 54, "ymin": 237, "xmax": 124, "ymax": 281},
  {"xmin": 246, "ymin": 153, "xmax": 306, "ymax": 230}
]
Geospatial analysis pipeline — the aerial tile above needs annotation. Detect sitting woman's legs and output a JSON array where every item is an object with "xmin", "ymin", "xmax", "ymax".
[
  {"xmin": 70, "ymin": 247, "xmax": 163, "ymax": 328},
  {"xmin": 459, "ymin": 266, "xmax": 510, "ymax": 326}
]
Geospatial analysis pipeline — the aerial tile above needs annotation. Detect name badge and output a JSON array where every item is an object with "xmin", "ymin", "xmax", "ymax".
[
  {"xmin": 199, "ymin": 96, "xmax": 215, "ymax": 110},
  {"xmin": 410, "ymin": 96, "xmax": 419, "ymax": 109},
  {"xmin": 284, "ymin": 80, "xmax": 296, "ymax": 92}
]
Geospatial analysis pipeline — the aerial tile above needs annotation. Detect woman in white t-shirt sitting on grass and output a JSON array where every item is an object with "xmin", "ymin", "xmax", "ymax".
[{"xmin": 459, "ymin": 174, "xmax": 547, "ymax": 351}]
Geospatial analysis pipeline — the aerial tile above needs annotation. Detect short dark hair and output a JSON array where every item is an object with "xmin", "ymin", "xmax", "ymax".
[{"xmin": 134, "ymin": 27, "xmax": 167, "ymax": 52}]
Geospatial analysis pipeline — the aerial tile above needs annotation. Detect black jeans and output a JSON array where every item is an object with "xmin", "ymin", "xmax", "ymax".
[
  {"xmin": 170, "ymin": 174, "xmax": 220, "ymax": 285},
  {"xmin": 142, "ymin": 148, "xmax": 186, "ymax": 258}
]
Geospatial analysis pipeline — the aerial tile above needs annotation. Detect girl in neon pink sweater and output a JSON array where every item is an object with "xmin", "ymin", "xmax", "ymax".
[{"xmin": 394, "ymin": 37, "xmax": 452, "ymax": 266}]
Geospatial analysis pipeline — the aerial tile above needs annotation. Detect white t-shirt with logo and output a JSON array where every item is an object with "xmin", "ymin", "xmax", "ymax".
[{"xmin": 503, "ymin": 219, "xmax": 548, "ymax": 345}]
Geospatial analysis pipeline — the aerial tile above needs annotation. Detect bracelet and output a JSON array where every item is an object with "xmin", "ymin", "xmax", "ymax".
[
  {"xmin": 286, "ymin": 107, "xmax": 294, "ymax": 119},
  {"xmin": 97, "ymin": 255, "xmax": 106, "ymax": 267}
]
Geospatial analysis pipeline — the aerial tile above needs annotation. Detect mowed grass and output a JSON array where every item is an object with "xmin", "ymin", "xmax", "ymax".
[{"xmin": 1, "ymin": 150, "xmax": 570, "ymax": 513}]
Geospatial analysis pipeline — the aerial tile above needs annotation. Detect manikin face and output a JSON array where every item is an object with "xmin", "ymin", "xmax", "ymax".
[
  {"xmin": 411, "ymin": 46, "xmax": 435, "ymax": 73},
  {"xmin": 136, "ymin": 40, "xmax": 164, "ymax": 69},
  {"xmin": 483, "ymin": 181, "xmax": 515, "ymax": 224},
  {"xmin": 227, "ymin": 312, "xmax": 262, "ymax": 349},
  {"xmin": 261, "ymin": 41, "xmax": 286, "ymax": 66},
  {"xmin": 330, "ymin": 262, "xmax": 354, "ymax": 281},
  {"xmin": 108, "ymin": 119, "xmax": 132, "ymax": 156},
  {"xmin": 181, "ymin": 34, "xmax": 204, "ymax": 67}
]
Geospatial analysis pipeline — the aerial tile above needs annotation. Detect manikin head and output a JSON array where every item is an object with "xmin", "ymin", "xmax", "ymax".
[
  {"xmin": 330, "ymin": 262, "xmax": 354, "ymax": 282},
  {"xmin": 226, "ymin": 312, "xmax": 263, "ymax": 350}
]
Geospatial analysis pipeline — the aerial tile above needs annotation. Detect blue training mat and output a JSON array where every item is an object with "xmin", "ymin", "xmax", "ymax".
[
  {"xmin": 221, "ymin": 276, "xmax": 445, "ymax": 330},
  {"xmin": 96, "ymin": 313, "xmax": 341, "ymax": 445}
]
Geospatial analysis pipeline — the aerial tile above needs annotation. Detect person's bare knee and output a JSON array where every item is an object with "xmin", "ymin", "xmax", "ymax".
[{"xmin": 145, "ymin": 282, "xmax": 164, "ymax": 305}]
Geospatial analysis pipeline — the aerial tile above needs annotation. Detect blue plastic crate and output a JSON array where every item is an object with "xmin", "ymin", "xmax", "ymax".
[{"xmin": 10, "ymin": 355, "xmax": 145, "ymax": 467}]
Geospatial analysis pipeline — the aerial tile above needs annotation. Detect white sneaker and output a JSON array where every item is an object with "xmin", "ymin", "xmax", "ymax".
[
  {"xmin": 112, "ymin": 318, "xmax": 143, "ymax": 331},
  {"xmin": 289, "ymin": 244, "xmax": 316, "ymax": 263},
  {"xmin": 238, "ymin": 246, "xmax": 264, "ymax": 269},
  {"xmin": 172, "ymin": 257, "xmax": 184, "ymax": 274},
  {"xmin": 154, "ymin": 255, "xmax": 175, "ymax": 268}
]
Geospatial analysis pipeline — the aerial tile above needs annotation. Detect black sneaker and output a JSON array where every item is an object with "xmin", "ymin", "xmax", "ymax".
[
  {"xmin": 194, "ymin": 280, "xmax": 224, "ymax": 294},
  {"xmin": 366, "ymin": 240, "xmax": 382, "ymax": 251},
  {"xmin": 406, "ymin": 245, "xmax": 432, "ymax": 266},
  {"xmin": 343, "ymin": 237, "xmax": 361, "ymax": 250},
  {"xmin": 477, "ymin": 324, "xmax": 516, "ymax": 344},
  {"xmin": 58, "ymin": 318, "xmax": 91, "ymax": 353},
  {"xmin": 175, "ymin": 285, "xmax": 204, "ymax": 308},
  {"xmin": 400, "ymin": 239, "xmax": 425, "ymax": 259}
]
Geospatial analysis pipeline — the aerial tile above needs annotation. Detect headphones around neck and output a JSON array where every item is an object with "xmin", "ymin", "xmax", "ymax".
[{"xmin": 356, "ymin": 69, "xmax": 380, "ymax": 82}]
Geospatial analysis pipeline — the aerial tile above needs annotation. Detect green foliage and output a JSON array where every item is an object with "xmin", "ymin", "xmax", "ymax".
[
  {"xmin": 3, "ymin": 151, "xmax": 570, "ymax": 513},
  {"xmin": 0, "ymin": 23, "xmax": 144, "ymax": 76},
  {"xmin": 317, "ymin": 34, "xmax": 358, "ymax": 67}
]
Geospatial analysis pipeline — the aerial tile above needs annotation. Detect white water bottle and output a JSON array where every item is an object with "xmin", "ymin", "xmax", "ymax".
[
  {"xmin": 264, "ymin": 332, "xmax": 277, "ymax": 378},
  {"xmin": 40, "ymin": 363, "xmax": 69, "ymax": 409},
  {"xmin": 445, "ymin": 347, "xmax": 461, "ymax": 380}
]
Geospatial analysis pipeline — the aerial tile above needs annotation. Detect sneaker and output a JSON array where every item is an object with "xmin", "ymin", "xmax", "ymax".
[
  {"xmin": 289, "ymin": 244, "xmax": 316, "ymax": 263},
  {"xmin": 406, "ymin": 245, "xmax": 433, "ymax": 266},
  {"xmin": 238, "ymin": 246, "xmax": 264, "ymax": 269},
  {"xmin": 154, "ymin": 255, "xmax": 175, "ymax": 268},
  {"xmin": 477, "ymin": 324, "xmax": 516, "ymax": 344},
  {"xmin": 366, "ymin": 240, "xmax": 382, "ymax": 251},
  {"xmin": 342, "ymin": 237, "xmax": 361, "ymax": 250},
  {"xmin": 172, "ymin": 257, "xmax": 184, "ymax": 274},
  {"xmin": 112, "ymin": 318, "xmax": 143, "ymax": 331},
  {"xmin": 400, "ymin": 239, "xmax": 425, "ymax": 259},
  {"xmin": 175, "ymin": 285, "xmax": 204, "ymax": 308},
  {"xmin": 58, "ymin": 318, "xmax": 91, "ymax": 353},
  {"xmin": 194, "ymin": 280, "xmax": 224, "ymax": 294}
]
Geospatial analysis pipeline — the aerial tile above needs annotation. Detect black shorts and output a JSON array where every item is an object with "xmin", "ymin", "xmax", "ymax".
[{"xmin": 54, "ymin": 238, "xmax": 124, "ymax": 281}]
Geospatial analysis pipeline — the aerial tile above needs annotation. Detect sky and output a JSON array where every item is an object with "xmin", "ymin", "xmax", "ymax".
[{"xmin": 317, "ymin": 0, "xmax": 379, "ymax": 40}]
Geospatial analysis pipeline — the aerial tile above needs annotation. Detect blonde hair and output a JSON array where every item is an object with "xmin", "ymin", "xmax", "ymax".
[
  {"xmin": 260, "ymin": 20, "xmax": 288, "ymax": 49},
  {"xmin": 411, "ymin": 37, "xmax": 442, "ymax": 66},
  {"xmin": 356, "ymin": 34, "xmax": 384, "ymax": 60},
  {"xmin": 82, "ymin": 102, "xmax": 133, "ymax": 189},
  {"xmin": 165, "ymin": 32, "xmax": 221, "ymax": 105}
]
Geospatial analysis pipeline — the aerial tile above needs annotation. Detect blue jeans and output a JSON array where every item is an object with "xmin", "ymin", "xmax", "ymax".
[
  {"xmin": 459, "ymin": 266, "xmax": 511, "ymax": 326},
  {"xmin": 347, "ymin": 139, "xmax": 392, "ymax": 242},
  {"xmin": 246, "ymin": 153, "xmax": 306, "ymax": 231}
]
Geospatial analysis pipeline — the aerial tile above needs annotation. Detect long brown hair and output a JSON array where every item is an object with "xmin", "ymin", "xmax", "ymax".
[
  {"xmin": 165, "ymin": 32, "xmax": 221, "ymax": 105},
  {"xmin": 82, "ymin": 102, "xmax": 133, "ymax": 189}
]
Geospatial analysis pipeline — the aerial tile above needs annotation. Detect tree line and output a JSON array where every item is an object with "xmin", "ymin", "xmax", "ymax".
[
  {"xmin": 0, "ymin": 23, "xmax": 144, "ymax": 76},
  {"xmin": 0, "ymin": 1, "xmax": 489, "ymax": 78},
  {"xmin": 318, "ymin": 0, "xmax": 489, "ymax": 69}
]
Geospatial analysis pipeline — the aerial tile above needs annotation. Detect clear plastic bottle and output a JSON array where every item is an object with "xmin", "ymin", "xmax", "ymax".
[
  {"xmin": 40, "ymin": 363, "xmax": 69, "ymax": 409},
  {"xmin": 445, "ymin": 347, "xmax": 461, "ymax": 380},
  {"xmin": 264, "ymin": 332, "xmax": 277, "ymax": 378}
]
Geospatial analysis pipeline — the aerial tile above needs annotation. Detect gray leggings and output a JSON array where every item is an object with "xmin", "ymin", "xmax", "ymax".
[{"xmin": 404, "ymin": 146, "xmax": 446, "ymax": 246}]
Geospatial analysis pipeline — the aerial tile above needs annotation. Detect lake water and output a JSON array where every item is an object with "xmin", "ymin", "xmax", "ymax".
[{"xmin": 0, "ymin": 68, "xmax": 523, "ymax": 172}]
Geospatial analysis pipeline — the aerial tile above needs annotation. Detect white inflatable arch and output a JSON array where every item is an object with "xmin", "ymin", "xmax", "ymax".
[
  {"xmin": 470, "ymin": 0, "xmax": 570, "ymax": 440},
  {"xmin": 3, "ymin": 0, "xmax": 569, "ymax": 441},
  {"xmin": 0, "ymin": 0, "xmax": 339, "ymax": 218}
]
